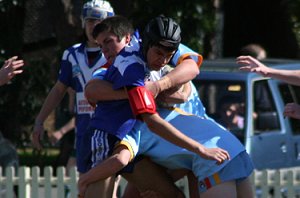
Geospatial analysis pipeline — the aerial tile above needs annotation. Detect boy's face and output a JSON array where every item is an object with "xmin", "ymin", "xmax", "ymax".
[
  {"xmin": 146, "ymin": 46, "xmax": 175, "ymax": 71},
  {"xmin": 85, "ymin": 18, "xmax": 103, "ymax": 45},
  {"xmin": 95, "ymin": 31, "xmax": 130, "ymax": 64}
]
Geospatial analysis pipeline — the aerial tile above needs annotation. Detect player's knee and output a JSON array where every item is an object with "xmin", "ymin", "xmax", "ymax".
[{"xmin": 113, "ymin": 146, "xmax": 131, "ymax": 168}]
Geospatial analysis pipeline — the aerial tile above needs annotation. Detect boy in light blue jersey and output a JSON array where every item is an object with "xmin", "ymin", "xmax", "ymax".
[{"xmin": 79, "ymin": 16, "xmax": 254, "ymax": 198}]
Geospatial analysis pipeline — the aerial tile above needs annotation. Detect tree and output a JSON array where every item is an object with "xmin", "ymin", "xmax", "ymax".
[{"xmin": 223, "ymin": 0, "xmax": 299, "ymax": 58}]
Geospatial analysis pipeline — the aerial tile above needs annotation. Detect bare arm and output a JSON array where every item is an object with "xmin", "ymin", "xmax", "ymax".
[
  {"xmin": 146, "ymin": 58, "xmax": 199, "ymax": 97},
  {"xmin": 78, "ymin": 145, "xmax": 131, "ymax": 196},
  {"xmin": 156, "ymin": 81, "xmax": 191, "ymax": 104},
  {"xmin": 32, "ymin": 81, "xmax": 68, "ymax": 149},
  {"xmin": 141, "ymin": 113, "xmax": 230, "ymax": 163},
  {"xmin": 163, "ymin": 58, "xmax": 199, "ymax": 89},
  {"xmin": 85, "ymin": 78, "xmax": 127, "ymax": 104},
  {"xmin": 85, "ymin": 78, "xmax": 192, "ymax": 105},
  {"xmin": 49, "ymin": 117, "xmax": 75, "ymax": 144},
  {"xmin": 237, "ymin": 55, "xmax": 300, "ymax": 86}
]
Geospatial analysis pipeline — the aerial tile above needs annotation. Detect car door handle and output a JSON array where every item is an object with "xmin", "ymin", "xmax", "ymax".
[{"xmin": 280, "ymin": 143, "xmax": 287, "ymax": 153}]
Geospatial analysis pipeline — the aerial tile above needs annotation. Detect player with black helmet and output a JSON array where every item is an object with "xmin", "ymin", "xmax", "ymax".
[{"xmin": 80, "ymin": 15, "xmax": 254, "ymax": 198}]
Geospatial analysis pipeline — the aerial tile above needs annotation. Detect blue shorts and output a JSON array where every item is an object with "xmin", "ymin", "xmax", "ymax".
[
  {"xmin": 197, "ymin": 151, "xmax": 254, "ymax": 193},
  {"xmin": 77, "ymin": 126, "xmax": 138, "ymax": 173},
  {"xmin": 76, "ymin": 133, "xmax": 91, "ymax": 173}
]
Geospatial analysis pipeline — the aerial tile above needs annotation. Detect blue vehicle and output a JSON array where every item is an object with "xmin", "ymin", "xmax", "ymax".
[{"xmin": 193, "ymin": 59, "xmax": 300, "ymax": 170}]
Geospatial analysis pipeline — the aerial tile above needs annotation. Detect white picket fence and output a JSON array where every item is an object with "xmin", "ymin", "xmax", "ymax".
[{"xmin": 1, "ymin": 166, "xmax": 300, "ymax": 198}]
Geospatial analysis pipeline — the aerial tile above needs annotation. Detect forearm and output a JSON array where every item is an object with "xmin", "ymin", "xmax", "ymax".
[
  {"xmin": 268, "ymin": 69, "xmax": 300, "ymax": 86},
  {"xmin": 157, "ymin": 82, "xmax": 191, "ymax": 104},
  {"xmin": 85, "ymin": 79, "xmax": 127, "ymax": 102},
  {"xmin": 35, "ymin": 83, "xmax": 67, "ymax": 124},
  {"xmin": 80, "ymin": 149, "xmax": 130, "ymax": 187},
  {"xmin": 58, "ymin": 117, "xmax": 75, "ymax": 135},
  {"xmin": 143, "ymin": 113, "xmax": 202, "ymax": 154},
  {"xmin": 80, "ymin": 159, "xmax": 119, "ymax": 187},
  {"xmin": 157, "ymin": 59, "xmax": 199, "ymax": 92}
]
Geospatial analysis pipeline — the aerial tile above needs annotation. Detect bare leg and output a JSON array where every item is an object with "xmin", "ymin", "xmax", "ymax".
[
  {"xmin": 168, "ymin": 169, "xmax": 199, "ymax": 198},
  {"xmin": 186, "ymin": 171, "xmax": 199, "ymax": 198},
  {"xmin": 122, "ymin": 182, "xmax": 142, "ymax": 198},
  {"xmin": 122, "ymin": 157, "xmax": 184, "ymax": 198},
  {"xmin": 113, "ymin": 175, "xmax": 121, "ymax": 198},
  {"xmin": 200, "ymin": 181, "xmax": 237, "ymax": 198},
  {"xmin": 237, "ymin": 177, "xmax": 254, "ymax": 198},
  {"xmin": 84, "ymin": 176, "xmax": 116, "ymax": 198},
  {"xmin": 66, "ymin": 156, "xmax": 76, "ymax": 176}
]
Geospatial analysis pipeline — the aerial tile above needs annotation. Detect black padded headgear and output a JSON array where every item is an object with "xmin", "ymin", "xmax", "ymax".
[{"xmin": 143, "ymin": 15, "xmax": 181, "ymax": 53}]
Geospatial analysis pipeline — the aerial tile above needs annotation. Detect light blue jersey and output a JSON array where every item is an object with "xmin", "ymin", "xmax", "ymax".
[{"xmin": 122, "ymin": 109, "xmax": 253, "ymax": 192}]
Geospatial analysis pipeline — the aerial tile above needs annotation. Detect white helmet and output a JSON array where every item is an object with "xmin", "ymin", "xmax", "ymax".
[{"xmin": 82, "ymin": 0, "xmax": 114, "ymax": 26}]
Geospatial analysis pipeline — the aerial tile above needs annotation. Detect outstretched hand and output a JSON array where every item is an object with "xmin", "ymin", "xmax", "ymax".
[
  {"xmin": 0, "ymin": 56, "xmax": 24, "ymax": 86},
  {"xmin": 283, "ymin": 103, "xmax": 300, "ymax": 120},
  {"xmin": 236, "ymin": 56, "xmax": 271, "ymax": 76}
]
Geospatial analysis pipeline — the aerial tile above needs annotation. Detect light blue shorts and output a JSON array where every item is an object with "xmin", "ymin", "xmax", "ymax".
[{"xmin": 197, "ymin": 151, "xmax": 254, "ymax": 193}]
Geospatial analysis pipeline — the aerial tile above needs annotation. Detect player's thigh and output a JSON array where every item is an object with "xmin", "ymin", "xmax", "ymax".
[
  {"xmin": 237, "ymin": 177, "xmax": 254, "ymax": 198},
  {"xmin": 122, "ymin": 157, "xmax": 184, "ymax": 198},
  {"xmin": 84, "ymin": 176, "xmax": 116, "ymax": 198},
  {"xmin": 200, "ymin": 180, "xmax": 237, "ymax": 198}
]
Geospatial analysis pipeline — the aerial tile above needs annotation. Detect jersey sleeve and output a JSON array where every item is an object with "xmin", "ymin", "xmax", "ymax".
[
  {"xmin": 170, "ymin": 43, "xmax": 203, "ymax": 68},
  {"xmin": 113, "ymin": 59, "xmax": 145, "ymax": 90},
  {"xmin": 92, "ymin": 67, "xmax": 107, "ymax": 80},
  {"xmin": 58, "ymin": 49, "xmax": 73, "ymax": 88}
]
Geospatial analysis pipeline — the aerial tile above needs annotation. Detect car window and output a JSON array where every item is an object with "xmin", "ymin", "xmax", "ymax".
[
  {"xmin": 194, "ymin": 80, "xmax": 246, "ymax": 143},
  {"xmin": 253, "ymin": 80, "xmax": 280, "ymax": 132},
  {"xmin": 278, "ymin": 83, "xmax": 300, "ymax": 135}
]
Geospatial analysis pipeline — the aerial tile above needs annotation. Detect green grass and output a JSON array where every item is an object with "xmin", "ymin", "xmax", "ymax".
[{"xmin": 17, "ymin": 147, "xmax": 60, "ymax": 167}]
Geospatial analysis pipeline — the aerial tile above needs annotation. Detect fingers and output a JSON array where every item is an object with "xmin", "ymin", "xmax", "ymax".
[
  {"xmin": 11, "ymin": 59, "xmax": 24, "ymax": 69},
  {"xmin": 31, "ymin": 132, "xmax": 42, "ymax": 150},
  {"xmin": 31, "ymin": 126, "xmax": 44, "ymax": 150},
  {"xmin": 214, "ymin": 149, "xmax": 230, "ymax": 165}
]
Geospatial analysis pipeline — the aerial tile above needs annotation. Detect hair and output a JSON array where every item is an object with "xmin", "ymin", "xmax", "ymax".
[
  {"xmin": 240, "ymin": 44, "xmax": 267, "ymax": 60},
  {"xmin": 92, "ymin": 15, "xmax": 134, "ymax": 41}
]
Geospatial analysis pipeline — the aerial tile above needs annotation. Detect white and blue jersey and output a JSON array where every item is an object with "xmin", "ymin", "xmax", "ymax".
[
  {"xmin": 58, "ymin": 43, "xmax": 107, "ymax": 173},
  {"xmin": 89, "ymin": 40, "xmax": 146, "ymax": 140},
  {"xmin": 58, "ymin": 43, "xmax": 107, "ymax": 137}
]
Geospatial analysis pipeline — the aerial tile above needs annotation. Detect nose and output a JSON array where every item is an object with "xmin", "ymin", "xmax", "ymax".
[
  {"xmin": 101, "ymin": 45, "xmax": 109, "ymax": 53},
  {"xmin": 158, "ymin": 55, "xmax": 169, "ymax": 65}
]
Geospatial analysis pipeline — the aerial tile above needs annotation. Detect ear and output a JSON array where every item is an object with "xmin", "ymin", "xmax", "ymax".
[{"xmin": 125, "ymin": 33, "xmax": 131, "ymax": 44}]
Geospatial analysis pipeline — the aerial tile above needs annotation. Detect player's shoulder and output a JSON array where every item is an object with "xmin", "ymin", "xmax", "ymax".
[{"xmin": 62, "ymin": 43, "xmax": 84, "ymax": 58}]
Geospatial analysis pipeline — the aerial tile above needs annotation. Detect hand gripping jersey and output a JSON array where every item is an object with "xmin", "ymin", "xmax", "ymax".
[
  {"xmin": 123, "ymin": 109, "xmax": 253, "ymax": 193},
  {"xmin": 58, "ymin": 43, "xmax": 107, "ymax": 137},
  {"xmin": 149, "ymin": 66, "xmax": 207, "ymax": 117}
]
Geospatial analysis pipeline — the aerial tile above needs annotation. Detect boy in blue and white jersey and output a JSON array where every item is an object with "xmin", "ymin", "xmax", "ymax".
[
  {"xmin": 32, "ymin": 0, "xmax": 114, "ymax": 174},
  {"xmin": 79, "ymin": 16, "xmax": 253, "ymax": 198}
]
